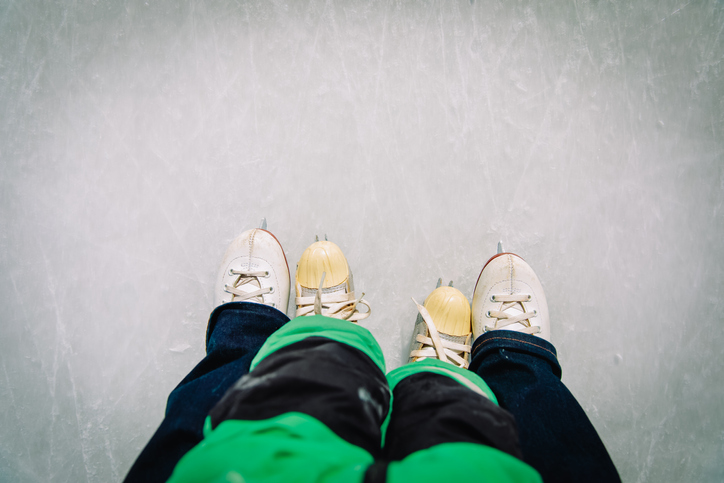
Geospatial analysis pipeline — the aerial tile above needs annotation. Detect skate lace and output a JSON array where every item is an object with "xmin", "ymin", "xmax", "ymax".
[
  {"xmin": 484, "ymin": 294, "xmax": 540, "ymax": 335},
  {"xmin": 295, "ymin": 272, "xmax": 371, "ymax": 322},
  {"xmin": 410, "ymin": 298, "xmax": 471, "ymax": 369},
  {"xmin": 224, "ymin": 269, "xmax": 275, "ymax": 307}
]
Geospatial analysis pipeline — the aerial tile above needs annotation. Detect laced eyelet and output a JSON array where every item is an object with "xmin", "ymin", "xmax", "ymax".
[
  {"xmin": 264, "ymin": 271, "xmax": 270, "ymax": 278},
  {"xmin": 533, "ymin": 309, "xmax": 538, "ymax": 316},
  {"xmin": 269, "ymin": 287, "xmax": 275, "ymax": 293},
  {"xmin": 490, "ymin": 295, "xmax": 497, "ymax": 302},
  {"xmin": 228, "ymin": 268, "xmax": 235, "ymax": 276},
  {"xmin": 485, "ymin": 310, "xmax": 492, "ymax": 318},
  {"xmin": 526, "ymin": 295, "xmax": 532, "ymax": 301}
]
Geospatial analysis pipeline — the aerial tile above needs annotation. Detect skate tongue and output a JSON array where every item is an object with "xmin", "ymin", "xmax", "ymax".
[
  {"xmin": 300, "ymin": 282, "xmax": 347, "ymax": 298},
  {"xmin": 439, "ymin": 332, "xmax": 468, "ymax": 345}
]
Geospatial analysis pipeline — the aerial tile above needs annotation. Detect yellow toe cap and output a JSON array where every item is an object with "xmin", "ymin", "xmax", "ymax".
[
  {"xmin": 424, "ymin": 286, "xmax": 471, "ymax": 337},
  {"xmin": 296, "ymin": 241, "xmax": 350, "ymax": 289}
]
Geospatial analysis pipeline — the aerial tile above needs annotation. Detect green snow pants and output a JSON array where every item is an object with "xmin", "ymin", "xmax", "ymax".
[{"xmin": 166, "ymin": 315, "xmax": 542, "ymax": 483}]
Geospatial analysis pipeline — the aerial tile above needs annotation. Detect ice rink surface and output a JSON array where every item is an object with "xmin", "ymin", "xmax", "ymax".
[{"xmin": 1, "ymin": 0, "xmax": 723, "ymax": 481}]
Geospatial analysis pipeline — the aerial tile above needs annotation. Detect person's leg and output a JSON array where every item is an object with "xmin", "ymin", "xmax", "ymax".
[
  {"xmin": 369, "ymin": 284, "xmax": 540, "ymax": 483},
  {"xmin": 167, "ymin": 315, "xmax": 390, "ymax": 483},
  {"xmin": 124, "ymin": 303, "xmax": 289, "ymax": 483},
  {"xmin": 375, "ymin": 359, "xmax": 540, "ymax": 483},
  {"xmin": 469, "ymin": 331, "xmax": 619, "ymax": 482},
  {"xmin": 166, "ymin": 238, "xmax": 382, "ymax": 483},
  {"xmin": 125, "ymin": 226, "xmax": 292, "ymax": 482},
  {"xmin": 471, "ymin": 252, "xmax": 620, "ymax": 482}
]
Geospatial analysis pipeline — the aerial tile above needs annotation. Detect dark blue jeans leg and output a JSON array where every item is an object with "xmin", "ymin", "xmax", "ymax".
[
  {"xmin": 469, "ymin": 331, "xmax": 620, "ymax": 483},
  {"xmin": 123, "ymin": 302, "xmax": 289, "ymax": 483}
]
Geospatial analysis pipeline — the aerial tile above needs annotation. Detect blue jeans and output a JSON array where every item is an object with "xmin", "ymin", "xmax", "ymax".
[
  {"xmin": 124, "ymin": 302, "xmax": 619, "ymax": 482},
  {"xmin": 470, "ymin": 332, "xmax": 620, "ymax": 482},
  {"xmin": 124, "ymin": 303, "xmax": 290, "ymax": 483}
]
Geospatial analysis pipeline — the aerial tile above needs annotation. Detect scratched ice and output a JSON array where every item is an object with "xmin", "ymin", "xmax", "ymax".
[{"xmin": 1, "ymin": 1, "xmax": 722, "ymax": 482}]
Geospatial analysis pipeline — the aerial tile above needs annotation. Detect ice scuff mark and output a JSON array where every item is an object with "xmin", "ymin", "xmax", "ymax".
[
  {"xmin": 41, "ymin": 237, "xmax": 92, "ymax": 482},
  {"xmin": 169, "ymin": 343, "xmax": 192, "ymax": 353}
]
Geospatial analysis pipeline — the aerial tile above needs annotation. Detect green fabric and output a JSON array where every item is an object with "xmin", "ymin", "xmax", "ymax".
[
  {"xmin": 249, "ymin": 315, "xmax": 394, "ymax": 446},
  {"xmin": 387, "ymin": 358, "xmax": 498, "ymax": 404},
  {"xmin": 167, "ymin": 413, "xmax": 372, "ymax": 483},
  {"xmin": 250, "ymin": 315, "xmax": 386, "ymax": 373},
  {"xmin": 171, "ymin": 418, "xmax": 541, "ymax": 483},
  {"xmin": 170, "ymin": 315, "xmax": 541, "ymax": 482},
  {"xmin": 386, "ymin": 442, "xmax": 542, "ymax": 483}
]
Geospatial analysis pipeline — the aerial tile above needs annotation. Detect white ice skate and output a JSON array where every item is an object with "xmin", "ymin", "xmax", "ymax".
[
  {"xmin": 471, "ymin": 245, "xmax": 550, "ymax": 342},
  {"xmin": 214, "ymin": 219, "xmax": 290, "ymax": 312}
]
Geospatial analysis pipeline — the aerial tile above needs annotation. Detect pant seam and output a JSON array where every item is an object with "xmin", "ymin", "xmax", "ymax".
[{"xmin": 475, "ymin": 336, "xmax": 558, "ymax": 360}]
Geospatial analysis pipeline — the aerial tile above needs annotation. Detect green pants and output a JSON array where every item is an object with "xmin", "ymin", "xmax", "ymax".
[{"xmin": 166, "ymin": 316, "xmax": 541, "ymax": 483}]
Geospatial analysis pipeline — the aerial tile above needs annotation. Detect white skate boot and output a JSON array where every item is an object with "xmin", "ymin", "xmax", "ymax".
[
  {"xmin": 294, "ymin": 239, "xmax": 370, "ymax": 322},
  {"xmin": 214, "ymin": 221, "xmax": 290, "ymax": 312},
  {"xmin": 408, "ymin": 282, "xmax": 472, "ymax": 369},
  {"xmin": 471, "ymin": 251, "xmax": 550, "ymax": 342}
]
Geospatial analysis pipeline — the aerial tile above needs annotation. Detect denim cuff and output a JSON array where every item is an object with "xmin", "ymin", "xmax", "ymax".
[
  {"xmin": 206, "ymin": 302, "xmax": 290, "ymax": 349},
  {"xmin": 469, "ymin": 331, "xmax": 561, "ymax": 379}
]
